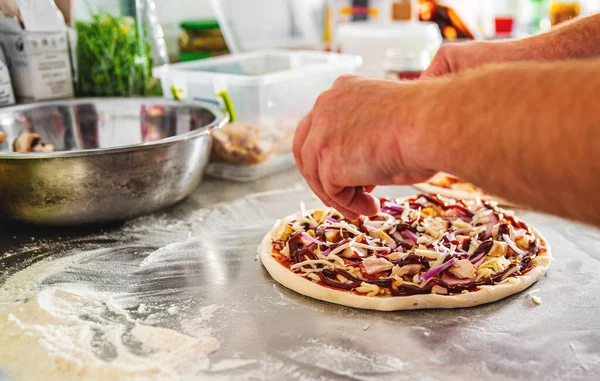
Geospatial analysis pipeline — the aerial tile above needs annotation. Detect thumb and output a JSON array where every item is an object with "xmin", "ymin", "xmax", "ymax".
[
  {"xmin": 421, "ymin": 45, "xmax": 453, "ymax": 78},
  {"xmin": 421, "ymin": 56, "xmax": 451, "ymax": 79}
]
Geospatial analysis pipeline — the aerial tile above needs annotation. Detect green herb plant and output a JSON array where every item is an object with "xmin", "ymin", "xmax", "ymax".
[{"xmin": 75, "ymin": 11, "xmax": 162, "ymax": 97}]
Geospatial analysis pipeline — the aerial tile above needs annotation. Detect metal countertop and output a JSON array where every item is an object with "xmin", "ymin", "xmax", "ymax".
[{"xmin": 1, "ymin": 170, "xmax": 599, "ymax": 380}]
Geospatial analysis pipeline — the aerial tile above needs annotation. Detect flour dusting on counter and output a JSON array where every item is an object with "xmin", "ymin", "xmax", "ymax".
[
  {"xmin": 0, "ymin": 251, "xmax": 221, "ymax": 381},
  {"xmin": 2, "ymin": 175, "xmax": 600, "ymax": 381}
]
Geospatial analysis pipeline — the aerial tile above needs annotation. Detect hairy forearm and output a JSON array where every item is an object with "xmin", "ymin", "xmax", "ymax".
[
  {"xmin": 505, "ymin": 13, "xmax": 600, "ymax": 61},
  {"xmin": 420, "ymin": 59, "xmax": 600, "ymax": 225}
]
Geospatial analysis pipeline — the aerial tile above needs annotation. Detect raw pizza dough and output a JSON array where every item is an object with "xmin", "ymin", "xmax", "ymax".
[{"xmin": 260, "ymin": 200, "xmax": 551, "ymax": 311}]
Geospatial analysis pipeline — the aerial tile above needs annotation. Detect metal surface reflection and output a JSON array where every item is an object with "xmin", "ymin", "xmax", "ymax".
[
  {"xmin": 0, "ymin": 98, "xmax": 228, "ymax": 225},
  {"xmin": 1, "ymin": 172, "xmax": 599, "ymax": 380}
]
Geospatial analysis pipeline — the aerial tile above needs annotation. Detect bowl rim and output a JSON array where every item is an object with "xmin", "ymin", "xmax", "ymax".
[{"xmin": 0, "ymin": 97, "xmax": 229, "ymax": 160}]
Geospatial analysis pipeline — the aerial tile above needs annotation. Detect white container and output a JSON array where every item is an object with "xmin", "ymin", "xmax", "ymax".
[
  {"xmin": 0, "ymin": 47, "xmax": 16, "ymax": 106},
  {"xmin": 328, "ymin": 0, "xmax": 393, "ymax": 43},
  {"xmin": 153, "ymin": 50, "xmax": 361, "ymax": 181},
  {"xmin": 0, "ymin": 0, "xmax": 74, "ymax": 102},
  {"xmin": 336, "ymin": 21, "xmax": 442, "ymax": 78}
]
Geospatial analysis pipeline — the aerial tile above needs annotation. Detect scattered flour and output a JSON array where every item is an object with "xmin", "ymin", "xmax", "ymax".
[
  {"xmin": 0, "ymin": 252, "xmax": 220, "ymax": 381},
  {"xmin": 210, "ymin": 359, "xmax": 258, "ymax": 372},
  {"xmin": 180, "ymin": 305, "xmax": 223, "ymax": 337}
]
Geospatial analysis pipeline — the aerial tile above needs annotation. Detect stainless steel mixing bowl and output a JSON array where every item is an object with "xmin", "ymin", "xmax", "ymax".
[{"xmin": 0, "ymin": 98, "xmax": 228, "ymax": 225}]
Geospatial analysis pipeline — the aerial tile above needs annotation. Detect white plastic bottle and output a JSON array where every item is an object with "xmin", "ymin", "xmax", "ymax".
[{"xmin": 0, "ymin": 47, "xmax": 16, "ymax": 106}]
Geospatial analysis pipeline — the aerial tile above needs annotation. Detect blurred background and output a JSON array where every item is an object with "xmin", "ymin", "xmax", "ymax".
[
  {"xmin": 57, "ymin": 0, "xmax": 600, "ymax": 63},
  {"xmin": 1, "ymin": 0, "xmax": 599, "ymax": 185}
]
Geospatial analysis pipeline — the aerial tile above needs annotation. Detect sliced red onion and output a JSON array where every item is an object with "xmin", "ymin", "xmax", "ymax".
[
  {"xmin": 391, "ymin": 231, "xmax": 402, "ymax": 239},
  {"xmin": 484, "ymin": 214, "xmax": 499, "ymax": 240},
  {"xmin": 502, "ymin": 234, "xmax": 528, "ymax": 256},
  {"xmin": 306, "ymin": 242, "xmax": 316, "ymax": 249},
  {"xmin": 392, "ymin": 231, "xmax": 414, "ymax": 247},
  {"xmin": 448, "ymin": 205, "xmax": 474, "ymax": 218},
  {"xmin": 322, "ymin": 248, "xmax": 332, "ymax": 256},
  {"xmin": 381, "ymin": 207, "xmax": 401, "ymax": 215},
  {"xmin": 469, "ymin": 252, "xmax": 486, "ymax": 268},
  {"xmin": 300, "ymin": 232, "xmax": 326, "ymax": 247},
  {"xmin": 405, "ymin": 230, "xmax": 418, "ymax": 244},
  {"xmin": 419, "ymin": 257, "xmax": 458, "ymax": 282},
  {"xmin": 326, "ymin": 217, "xmax": 338, "ymax": 223},
  {"xmin": 382, "ymin": 202, "xmax": 404, "ymax": 213}
]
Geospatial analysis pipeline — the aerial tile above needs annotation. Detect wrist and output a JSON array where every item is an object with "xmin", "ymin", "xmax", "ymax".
[{"xmin": 395, "ymin": 77, "xmax": 454, "ymax": 176}]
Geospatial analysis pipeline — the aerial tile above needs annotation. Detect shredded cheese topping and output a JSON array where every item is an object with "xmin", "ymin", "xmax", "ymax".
[{"xmin": 273, "ymin": 194, "xmax": 546, "ymax": 297}]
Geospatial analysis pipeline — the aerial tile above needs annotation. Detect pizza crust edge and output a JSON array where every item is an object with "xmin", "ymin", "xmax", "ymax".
[
  {"xmin": 259, "ymin": 212, "xmax": 552, "ymax": 311},
  {"xmin": 412, "ymin": 182, "xmax": 519, "ymax": 208}
]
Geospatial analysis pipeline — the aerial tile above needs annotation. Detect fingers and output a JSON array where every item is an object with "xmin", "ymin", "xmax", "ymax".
[
  {"xmin": 421, "ymin": 46, "xmax": 452, "ymax": 79},
  {"xmin": 294, "ymin": 77, "xmax": 381, "ymax": 220},
  {"xmin": 351, "ymin": 189, "xmax": 380, "ymax": 217},
  {"xmin": 322, "ymin": 179, "xmax": 380, "ymax": 219},
  {"xmin": 332, "ymin": 74, "xmax": 360, "ymax": 88},
  {"xmin": 302, "ymin": 146, "xmax": 358, "ymax": 218},
  {"xmin": 364, "ymin": 186, "xmax": 376, "ymax": 193},
  {"xmin": 293, "ymin": 112, "xmax": 312, "ymax": 173}
]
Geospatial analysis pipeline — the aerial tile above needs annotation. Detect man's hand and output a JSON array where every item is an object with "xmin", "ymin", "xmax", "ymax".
[
  {"xmin": 422, "ymin": 41, "xmax": 522, "ymax": 78},
  {"xmin": 424, "ymin": 14, "xmax": 600, "ymax": 78},
  {"xmin": 293, "ymin": 75, "xmax": 438, "ymax": 219}
]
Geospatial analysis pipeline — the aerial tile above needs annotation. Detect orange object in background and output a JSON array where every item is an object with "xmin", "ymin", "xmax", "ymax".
[
  {"xmin": 417, "ymin": 0, "xmax": 474, "ymax": 40},
  {"xmin": 550, "ymin": 1, "xmax": 581, "ymax": 26},
  {"xmin": 392, "ymin": 0, "xmax": 412, "ymax": 21}
]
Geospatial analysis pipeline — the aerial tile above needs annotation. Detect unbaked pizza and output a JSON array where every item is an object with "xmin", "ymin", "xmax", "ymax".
[
  {"xmin": 260, "ymin": 193, "xmax": 551, "ymax": 310},
  {"xmin": 413, "ymin": 172, "xmax": 516, "ymax": 206}
]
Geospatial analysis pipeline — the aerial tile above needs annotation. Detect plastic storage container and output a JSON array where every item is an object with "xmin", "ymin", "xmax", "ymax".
[{"xmin": 153, "ymin": 50, "xmax": 360, "ymax": 181}]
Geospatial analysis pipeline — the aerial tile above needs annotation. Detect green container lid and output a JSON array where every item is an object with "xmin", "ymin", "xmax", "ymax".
[
  {"xmin": 180, "ymin": 20, "xmax": 220, "ymax": 31},
  {"xmin": 179, "ymin": 51, "xmax": 229, "ymax": 62}
]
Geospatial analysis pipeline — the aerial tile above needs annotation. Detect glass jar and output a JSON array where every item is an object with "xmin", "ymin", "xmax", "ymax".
[
  {"xmin": 74, "ymin": 0, "xmax": 168, "ymax": 97},
  {"xmin": 549, "ymin": 1, "xmax": 581, "ymax": 26},
  {"xmin": 384, "ymin": 49, "xmax": 430, "ymax": 81},
  {"xmin": 179, "ymin": 20, "xmax": 229, "ymax": 62}
]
